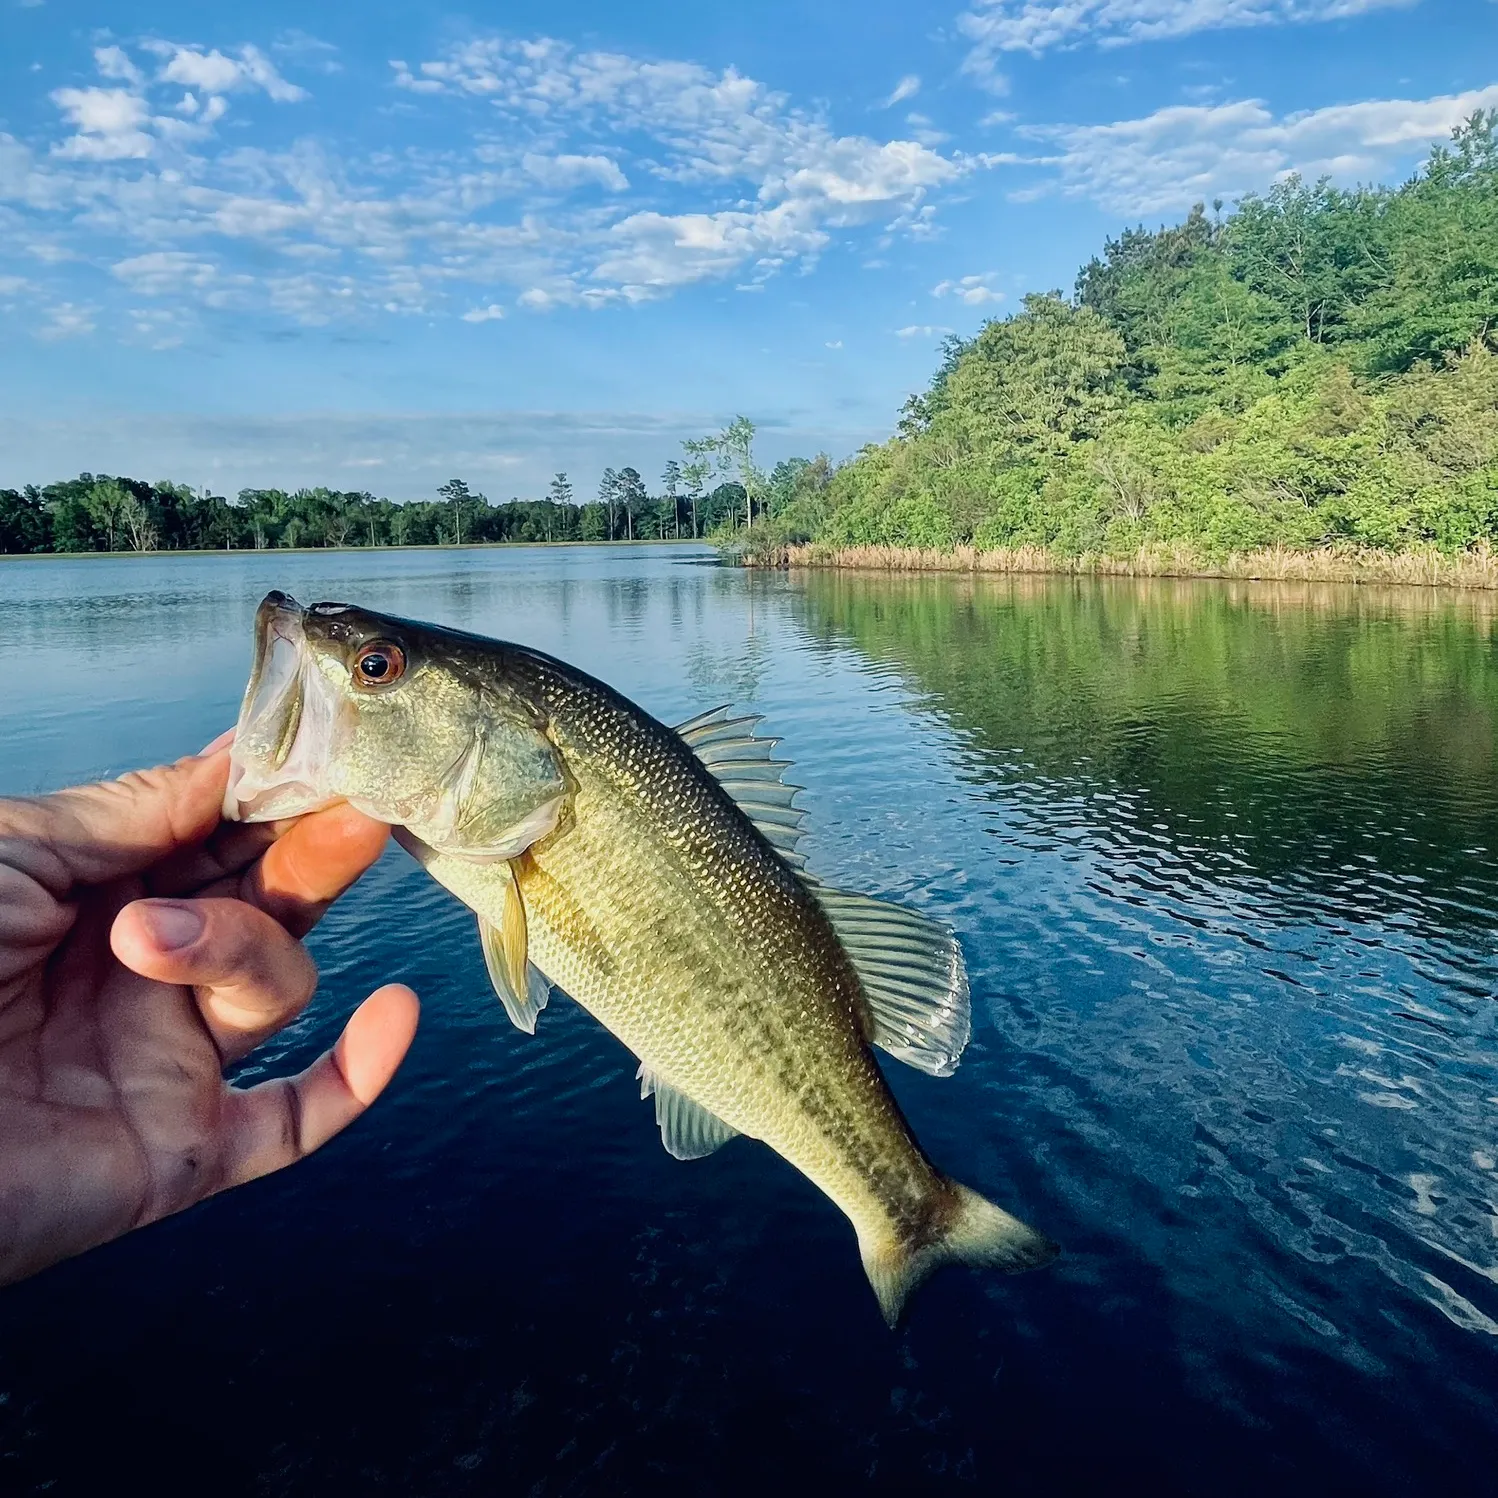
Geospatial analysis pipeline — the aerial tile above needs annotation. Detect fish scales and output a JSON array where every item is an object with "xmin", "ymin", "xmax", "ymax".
[{"xmin": 507, "ymin": 650, "xmax": 949, "ymax": 1243}]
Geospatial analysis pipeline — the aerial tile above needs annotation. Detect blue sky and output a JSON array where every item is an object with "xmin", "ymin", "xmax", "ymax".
[{"xmin": 2, "ymin": 0, "xmax": 1495, "ymax": 500}]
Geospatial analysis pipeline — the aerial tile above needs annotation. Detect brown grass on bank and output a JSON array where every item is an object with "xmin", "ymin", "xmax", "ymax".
[{"xmin": 750, "ymin": 541, "xmax": 1498, "ymax": 590}]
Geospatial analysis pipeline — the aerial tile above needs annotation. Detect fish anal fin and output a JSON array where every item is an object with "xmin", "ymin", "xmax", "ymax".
[
  {"xmin": 815, "ymin": 888, "xmax": 971, "ymax": 1077},
  {"xmin": 637, "ymin": 1064, "xmax": 739, "ymax": 1160}
]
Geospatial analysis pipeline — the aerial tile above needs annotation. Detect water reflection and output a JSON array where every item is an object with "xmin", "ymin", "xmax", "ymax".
[{"xmin": 797, "ymin": 570, "xmax": 1498, "ymax": 931}]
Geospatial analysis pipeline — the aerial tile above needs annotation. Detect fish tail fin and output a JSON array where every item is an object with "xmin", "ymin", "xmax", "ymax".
[{"xmin": 859, "ymin": 1180, "xmax": 1058, "ymax": 1328}]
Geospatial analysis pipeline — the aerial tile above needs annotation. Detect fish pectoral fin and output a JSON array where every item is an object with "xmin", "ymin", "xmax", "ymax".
[
  {"xmin": 477, "ymin": 861, "xmax": 550, "ymax": 1035},
  {"xmin": 815, "ymin": 887, "xmax": 971, "ymax": 1078},
  {"xmin": 636, "ymin": 1065, "xmax": 739, "ymax": 1160},
  {"xmin": 478, "ymin": 915, "xmax": 551, "ymax": 1035}
]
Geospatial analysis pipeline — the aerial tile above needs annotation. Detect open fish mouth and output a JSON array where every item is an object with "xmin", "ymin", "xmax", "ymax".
[{"xmin": 223, "ymin": 590, "xmax": 347, "ymax": 822}]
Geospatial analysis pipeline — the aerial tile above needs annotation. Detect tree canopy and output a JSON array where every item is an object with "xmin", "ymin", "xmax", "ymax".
[{"xmin": 761, "ymin": 112, "xmax": 1498, "ymax": 560}]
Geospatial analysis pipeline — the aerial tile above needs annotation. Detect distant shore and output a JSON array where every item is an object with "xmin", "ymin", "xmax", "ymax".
[
  {"xmin": 0, "ymin": 538, "xmax": 710, "ymax": 562},
  {"xmin": 741, "ymin": 542, "xmax": 1498, "ymax": 591}
]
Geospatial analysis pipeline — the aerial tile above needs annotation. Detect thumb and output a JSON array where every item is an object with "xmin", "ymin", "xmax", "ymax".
[{"xmin": 216, "ymin": 984, "xmax": 421, "ymax": 1190}]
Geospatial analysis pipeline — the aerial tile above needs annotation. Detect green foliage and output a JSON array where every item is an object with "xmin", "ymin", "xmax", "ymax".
[
  {"xmin": 0, "ymin": 487, "xmax": 51, "ymax": 552},
  {"xmin": 0, "ymin": 472, "xmax": 709, "ymax": 554},
  {"xmin": 805, "ymin": 113, "xmax": 1498, "ymax": 561}
]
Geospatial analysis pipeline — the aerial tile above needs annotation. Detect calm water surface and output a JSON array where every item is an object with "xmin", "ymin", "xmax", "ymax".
[{"xmin": 1, "ymin": 546, "xmax": 1496, "ymax": 1495}]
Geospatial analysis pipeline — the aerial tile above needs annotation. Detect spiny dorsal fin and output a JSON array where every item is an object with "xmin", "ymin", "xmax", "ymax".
[
  {"xmin": 675, "ymin": 705, "xmax": 808, "ymax": 871},
  {"xmin": 476, "ymin": 859, "xmax": 551, "ymax": 1035},
  {"xmin": 637, "ymin": 1064, "xmax": 740, "ymax": 1159},
  {"xmin": 814, "ymin": 888, "xmax": 971, "ymax": 1077}
]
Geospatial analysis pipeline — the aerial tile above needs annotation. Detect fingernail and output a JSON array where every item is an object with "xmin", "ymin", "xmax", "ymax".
[
  {"xmin": 137, "ymin": 901, "xmax": 204, "ymax": 951},
  {"xmin": 198, "ymin": 728, "xmax": 235, "ymax": 756}
]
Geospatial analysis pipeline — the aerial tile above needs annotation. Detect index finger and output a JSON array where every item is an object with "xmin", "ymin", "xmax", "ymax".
[
  {"xmin": 0, "ymin": 751, "xmax": 230, "ymax": 896},
  {"xmin": 237, "ymin": 801, "xmax": 391, "ymax": 937}
]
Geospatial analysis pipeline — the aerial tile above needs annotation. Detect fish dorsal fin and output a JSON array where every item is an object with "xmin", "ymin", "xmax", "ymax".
[
  {"xmin": 637, "ymin": 1064, "xmax": 740, "ymax": 1160},
  {"xmin": 814, "ymin": 888, "xmax": 971, "ymax": 1077},
  {"xmin": 675, "ymin": 705, "xmax": 808, "ymax": 872},
  {"xmin": 474, "ymin": 859, "xmax": 551, "ymax": 1035}
]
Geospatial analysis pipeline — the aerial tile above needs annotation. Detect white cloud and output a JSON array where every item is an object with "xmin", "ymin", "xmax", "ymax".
[
  {"xmin": 387, "ymin": 36, "xmax": 965, "ymax": 294},
  {"xmin": 884, "ymin": 75, "xmax": 921, "ymax": 107},
  {"xmin": 461, "ymin": 303, "xmax": 506, "ymax": 321},
  {"xmin": 272, "ymin": 32, "xmax": 341, "ymax": 75},
  {"xmin": 522, "ymin": 151, "xmax": 629, "ymax": 191},
  {"xmin": 895, "ymin": 324, "xmax": 954, "ymax": 338},
  {"xmin": 146, "ymin": 42, "xmax": 307, "ymax": 103},
  {"xmin": 50, "ymin": 87, "xmax": 153, "ymax": 159},
  {"xmin": 825, "ymin": 339, "xmax": 843, "ymax": 348},
  {"xmin": 46, "ymin": 41, "xmax": 306, "ymax": 165},
  {"xmin": 1025, "ymin": 83, "xmax": 1498, "ymax": 215},
  {"xmin": 904, "ymin": 112, "xmax": 950, "ymax": 147},
  {"xmin": 37, "ymin": 302, "xmax": 95, "ymax": 339},
  {"xmin": 94, "ymin": 46, "xmax": 144, "ymax": 87},
  {"xmin": 933, "ymin": 272, "xmax": 1006, "ymax": 305},
  {"xmin": 112, "ymin": 251, "xmax": 226, "ymax": 296},
  {"xmin": 11, "ymin": 33, "xmax": 976, "ymax": 337},
  {"xmin": 960, "ymin": 0, "xmax": 1415, "ymax": 68}
]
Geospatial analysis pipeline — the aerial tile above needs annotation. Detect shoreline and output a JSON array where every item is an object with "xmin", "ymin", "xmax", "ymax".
[
  {"xmin": 748, "ymin": 542, "xmax": 1498, "ymax": 591},
  {"xmin": 0, "ymin": 538, "xmax": 710, "ymax": 562}
]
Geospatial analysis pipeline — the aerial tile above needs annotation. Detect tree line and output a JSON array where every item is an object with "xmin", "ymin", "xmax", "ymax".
[
  {"xmin": 758, "ymin": 111, "xmax": 1498, "ymax": 560},
  {"xmin": 0, "ymin": 421, "xmax": 833, "ymax": 555}
]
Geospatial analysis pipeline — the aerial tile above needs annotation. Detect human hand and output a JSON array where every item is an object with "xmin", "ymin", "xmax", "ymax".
[{"xmin": 0, "ymin": 740, "xmax": 420, "ymax": 1286}]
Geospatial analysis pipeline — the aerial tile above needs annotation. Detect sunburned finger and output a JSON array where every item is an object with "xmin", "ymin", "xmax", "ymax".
[
  {"xmin": 239, "ymin": 802, "xmax": 390, "ymax": 938},
  {"xmin": 216, "ymin": 984, "xmax": 419, "ymax": 1188},
  {"xmin": 197, "ymin": 728, "xmax": 236, "ymax": 757}
]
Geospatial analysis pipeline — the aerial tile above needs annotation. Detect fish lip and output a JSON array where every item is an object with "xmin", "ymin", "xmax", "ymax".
[{"xmin": 224, "ymin": 591, "xmax": 345, "ymax": 823}]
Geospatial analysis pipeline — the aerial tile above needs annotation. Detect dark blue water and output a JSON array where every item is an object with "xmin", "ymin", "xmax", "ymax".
[{"xmin": 2, "ymin": 548, "xmax": 1496, "ymax": 1495}]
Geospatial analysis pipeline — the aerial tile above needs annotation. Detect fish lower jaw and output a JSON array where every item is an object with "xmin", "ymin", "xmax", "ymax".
[{"xmin": 223, "ymin": 769, "xmax": 343, "ymax": 823}]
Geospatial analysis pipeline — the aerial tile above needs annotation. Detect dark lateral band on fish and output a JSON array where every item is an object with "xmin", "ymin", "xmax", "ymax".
[{"xmin": 224, "ymin": 589, "xmax": 1058, "ymax": 1324}]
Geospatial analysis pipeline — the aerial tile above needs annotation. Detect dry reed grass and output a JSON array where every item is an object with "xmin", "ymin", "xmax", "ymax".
[{"xmin": 753, "ymin": 541, "xmax": 1498, "ymax": 589}]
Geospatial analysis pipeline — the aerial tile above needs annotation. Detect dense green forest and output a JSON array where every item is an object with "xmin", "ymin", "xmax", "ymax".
[{"xmin": 761, "ymin": 112, "xmax": 1498, "ymax": 561}]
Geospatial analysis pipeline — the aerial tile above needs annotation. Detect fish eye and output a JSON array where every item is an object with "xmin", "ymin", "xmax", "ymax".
[{"xmin": 352, "ymin": 641, "xmax": 406, "ymax": 688}]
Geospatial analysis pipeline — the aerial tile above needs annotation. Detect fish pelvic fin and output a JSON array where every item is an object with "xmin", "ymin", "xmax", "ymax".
[{"xmin": 859, "ymin": 1181, "xmax": 1058, "ymax": 1329}]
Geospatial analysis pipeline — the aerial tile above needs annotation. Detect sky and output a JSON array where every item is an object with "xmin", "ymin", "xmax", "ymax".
[{"xmin": 2, "ymin": 0, "xmax": 1496, "ymax": 501}]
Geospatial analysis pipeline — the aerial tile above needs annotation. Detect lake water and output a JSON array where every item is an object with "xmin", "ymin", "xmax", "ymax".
[{"xmin": 1, "ymin": 545, "xmax": 1496, "ymax": 1495}]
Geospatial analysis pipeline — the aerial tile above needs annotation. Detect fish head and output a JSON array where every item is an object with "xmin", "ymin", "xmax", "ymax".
[{"xmin": 224, "ymin": 590, "xmax": 571, "ymax": 858}]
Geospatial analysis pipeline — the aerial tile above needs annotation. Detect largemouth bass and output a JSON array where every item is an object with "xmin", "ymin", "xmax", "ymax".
[{"xmin": 225, "ymin": 591, "xmax": 1056, "ymax": 1322}]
